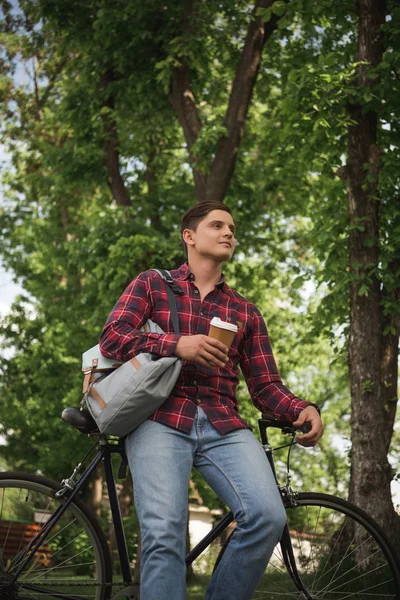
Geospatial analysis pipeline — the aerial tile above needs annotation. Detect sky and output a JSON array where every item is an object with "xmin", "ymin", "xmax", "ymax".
[{"xmin": 0, "ymin": 144, "xmax": 23, "ymax": 318}]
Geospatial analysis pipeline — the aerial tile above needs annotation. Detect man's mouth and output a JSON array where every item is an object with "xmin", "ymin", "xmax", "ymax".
[{"xmin": 220, "ymin": 242, "xmax": 231, "ymax": 247}]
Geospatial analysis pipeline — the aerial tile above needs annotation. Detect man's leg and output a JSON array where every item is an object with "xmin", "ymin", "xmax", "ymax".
[
  {"xmin": 125, "ymin": 419, "xmax": 195, "ymax": 600},
  {"xmin": 194, "ymin": 409, "xmax": 287, "ymax": 600}
]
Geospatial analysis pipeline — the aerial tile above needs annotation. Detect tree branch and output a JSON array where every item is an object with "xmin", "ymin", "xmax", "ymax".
[
  {"xmin": 31, "ymin": 53, "xmax": 69, "ymax": 122},
  {"xmin": 39, "ymin": 54, "xmax": 70, "ymax": 110},
  {"xmin": 100, "ymin": 69, "xmax": 131, "ymax": 207},
  {"xmin": 169, "ymin": 0, "xmax": 287, "ymax": 202},
  {"xmin": 169, "ymin": 0, "xmax": 208, "ymax": 201},
  {"xmin": 206, "ymin": 0, "xmax": 285, "ymax": 201},
  {"xmin": 32, "ymin": 56, "xmax": 43, "ymax": 121}
]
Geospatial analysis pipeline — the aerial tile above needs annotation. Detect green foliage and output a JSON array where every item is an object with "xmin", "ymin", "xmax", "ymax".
[{"xmin": 0, "ymin": 0, "xmax": 398, "ymax": 508}]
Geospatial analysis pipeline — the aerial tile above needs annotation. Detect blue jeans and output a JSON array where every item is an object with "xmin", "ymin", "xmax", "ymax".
[{"xmin": 125, "ymin": 407, "xmax": 286, "ymax": 600}]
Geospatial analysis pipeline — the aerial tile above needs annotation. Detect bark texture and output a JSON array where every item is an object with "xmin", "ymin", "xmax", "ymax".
[
  {"xmin": 169, "ymin": 0, "xmax": 208, "ymax": 200},
  {"xmin": 342, "ymin": 0, "xmax": 400, "ymax": 547},
  {"xmin": 100, "ymin": 69, "xmax": 131, "ymax": 207},
  {"xmin": 87, "ymin": 467, "xmax": 104, "ymax": 518},
  {"xmin": 170, "ymin": 0, "xmax": 285, "ymax": 202}
]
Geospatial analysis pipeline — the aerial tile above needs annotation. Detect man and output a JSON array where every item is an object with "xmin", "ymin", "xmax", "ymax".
[{"xmin": 100, "ymin": 201, "xmax": 324, "ymax": 600}]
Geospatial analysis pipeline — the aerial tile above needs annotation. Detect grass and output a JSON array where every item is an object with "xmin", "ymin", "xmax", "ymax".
[{"xmin": 187, "ymin": 574, "xmax": 209, "ymax": 599}]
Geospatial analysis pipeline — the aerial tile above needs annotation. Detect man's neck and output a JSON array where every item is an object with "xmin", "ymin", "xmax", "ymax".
[{"xmin": 187, "ymin": 256, "xmax": 223, "ymax": 289}]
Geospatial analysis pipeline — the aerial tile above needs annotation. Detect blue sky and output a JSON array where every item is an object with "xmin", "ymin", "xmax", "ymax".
[{"xmin": 0, "ymin": 144, "xmax": 23, "ymax": 317}]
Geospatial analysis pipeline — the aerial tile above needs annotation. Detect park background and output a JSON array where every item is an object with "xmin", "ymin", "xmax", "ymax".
[{"xmin": 0, "ymin": 0, "xmax": 399, "ymax": 590}]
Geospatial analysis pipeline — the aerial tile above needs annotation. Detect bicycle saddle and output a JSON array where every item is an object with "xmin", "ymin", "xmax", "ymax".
[{"xmin": 61, "ymin": 407, "xmax": 99, "ymax": 434}]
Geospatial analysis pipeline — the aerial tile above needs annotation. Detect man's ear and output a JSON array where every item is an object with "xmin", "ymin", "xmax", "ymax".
[{"xmin": 182, "ymin": 228, "xmax": 195, "ymax": 247}]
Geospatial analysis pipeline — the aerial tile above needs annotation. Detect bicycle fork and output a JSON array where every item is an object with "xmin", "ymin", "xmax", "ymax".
[
  {"xmin": 280, "ymin": 524, "xmax": 317, "ymax": 600},
  {"xmin": 263, "ymin": 442, "xmax": 317, "ymax": 600}
]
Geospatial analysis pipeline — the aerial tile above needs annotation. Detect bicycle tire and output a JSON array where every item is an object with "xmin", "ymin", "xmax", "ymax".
[
  {"xmin": 214, "ymin": 492, "xmax": 400, "ymax": 599},
  {"xmin": 0, "ymin": 471, "xmax": 112, "ymax": 600}
]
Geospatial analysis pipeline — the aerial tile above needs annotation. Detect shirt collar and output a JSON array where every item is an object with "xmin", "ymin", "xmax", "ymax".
[{"xmin": 176, "ymin": 262, "xmax": 226, "ymax": 290}]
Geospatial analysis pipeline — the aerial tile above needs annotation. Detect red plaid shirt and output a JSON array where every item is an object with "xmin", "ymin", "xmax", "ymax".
[{"xmin": 99, "ymin": 263, "xmax": 311, "ymax": 434}]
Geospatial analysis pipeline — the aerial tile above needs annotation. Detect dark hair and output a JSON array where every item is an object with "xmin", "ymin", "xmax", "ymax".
[{"xmin": 180, "ymin": 202, "xmax": 232, "ymax": 254}]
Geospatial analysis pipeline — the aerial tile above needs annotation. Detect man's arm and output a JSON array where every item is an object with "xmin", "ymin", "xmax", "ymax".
[
  {"xmin": 99, "ymin": 272, "xmax": 180, "ymax": 361},
  {"xmin": 240, "ymin": 307, "xmax": 323, "ymax": 446}
]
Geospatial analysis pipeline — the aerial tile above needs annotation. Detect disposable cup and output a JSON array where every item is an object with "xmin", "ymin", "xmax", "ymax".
[{"xmin": 208, "ymin": 317, "xmax": 237, "ymax": 349}]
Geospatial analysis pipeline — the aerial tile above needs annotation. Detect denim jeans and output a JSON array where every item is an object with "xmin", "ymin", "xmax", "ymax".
[{"xmin": 125, "ymin": 407, "xmax": 286, "ymax": 600}]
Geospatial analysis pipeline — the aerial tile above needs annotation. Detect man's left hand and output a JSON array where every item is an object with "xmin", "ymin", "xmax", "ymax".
[{"xmin": 293, "ymin": 406, "xmax": 324, "ymax": 447}]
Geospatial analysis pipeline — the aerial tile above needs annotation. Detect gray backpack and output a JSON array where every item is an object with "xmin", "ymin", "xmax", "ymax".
[{"xmin": 81, "ymin": 270, "xmax": 182, "ymax": 437}]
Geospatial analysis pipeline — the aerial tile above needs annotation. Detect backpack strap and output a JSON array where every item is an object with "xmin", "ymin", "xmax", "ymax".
[{"xmin": 150, "ymin": 269, "xmax": 182, "ymax": 335}]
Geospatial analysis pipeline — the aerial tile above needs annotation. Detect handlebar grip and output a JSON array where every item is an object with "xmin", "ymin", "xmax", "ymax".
[
  {"xmin": 259, "ymin": 417, "xmax": 312, "ymax": 434},
  {"xmin": 299, "ymin": 422, "xmax": 312, "ymax": 434}
]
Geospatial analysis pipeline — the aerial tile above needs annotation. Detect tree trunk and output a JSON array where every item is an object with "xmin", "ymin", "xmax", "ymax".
[
  {"xmin": 206, "ymin": 0, "xmax": 283, "ymax": 202},
  {"xmin": 343, "ymin": 0, "xmax": 400, "ymax": 547},
  {"xmin": 145, "ymin": 151, "xmax": 162, "ymax": 231},
  {"xmin": 170, "ymin": 0, "xmax": 285, "ymax": 202},
  {"xmin": 100, "ymin": 69, "xmax": 131, "ymax": 207},
  {"xmin": 87, "ymin": 466, "xmax": 104, "ymax": 518}
]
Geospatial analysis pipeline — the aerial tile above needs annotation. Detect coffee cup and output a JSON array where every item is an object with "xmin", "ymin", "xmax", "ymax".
[{"xmin": 208, "ymin": 317, "xmax": 238, "ymax": 349}]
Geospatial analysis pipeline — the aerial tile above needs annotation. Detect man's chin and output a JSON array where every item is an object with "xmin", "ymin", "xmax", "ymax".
[
  {"xmin": 198, "ymin": 246, "xmax": 234, "ymax": 262},
  {"xmin": 214, "ymin": 248, "xmax": 234, "ymax": 262}
]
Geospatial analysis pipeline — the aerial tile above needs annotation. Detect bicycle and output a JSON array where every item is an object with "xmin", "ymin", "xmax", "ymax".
[{"xmin": 0, "ymin": 406, "xmax": 399, "ymax": 599}]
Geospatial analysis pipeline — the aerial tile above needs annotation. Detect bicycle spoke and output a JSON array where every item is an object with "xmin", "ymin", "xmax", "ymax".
[
  {"xmin": 270, "ymin": 545, "xmax": 289, "ymax": 573},
  {"xmin": 28, "ymin": 531, "xmax": 93, "ymax": 574},
  {"xmin": 20, "ymin": 582, "xmax": 95, "ymax": 599},
  {"xmin": 317, "ymin": 534, "xmax": 382, "ymax": 595},
  {"xmin": 321, "ymin": 562, "xmax": 395, "ymax": 596},
  {"xmin": 0, "ymin": 475, "xmax": 110, "ymax": 600},
  {"xmin": 310, "ymin": 505, "xmax": 348, "ymax": 591},
  {"xmin": 239, "ymin": 494, "xmax": 400, "ymax": 599},
  {"xmin": 253, "ymin": 592, "xmax": 299, "ymax": 598},
  {"xmin": 305, "ymin": 502, "xmax": 319, "ymax": 579}
]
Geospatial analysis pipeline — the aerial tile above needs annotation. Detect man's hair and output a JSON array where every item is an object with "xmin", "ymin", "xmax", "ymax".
[{"xmin": 180, "ymin": 202, "xmax": 232, "ymax": 254}]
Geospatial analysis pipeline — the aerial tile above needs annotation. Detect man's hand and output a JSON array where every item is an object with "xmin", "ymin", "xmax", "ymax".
[
  {"xmin": 293, "ymin": 406, "xmax": 324, "ymax": 447},
  {"xmin": 175, "ymin": 335, "xmax": 229, "ymax": 369}
]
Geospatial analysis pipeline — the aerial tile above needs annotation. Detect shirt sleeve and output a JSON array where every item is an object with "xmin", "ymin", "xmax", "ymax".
[
  {"xmin": 240, "ymin": 306, "xmax": 311, "ymax": 422},
  {"xmin": 99, "ymin": 272, "xmax": 180, "ymax": 361}
]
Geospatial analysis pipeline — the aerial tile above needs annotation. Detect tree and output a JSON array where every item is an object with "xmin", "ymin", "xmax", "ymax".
[
  {"xmin": 337, "ymin": 0, "xmax": 400, "ymax": 545},
  {"xmin": 1, "ymin": 0, "xmax": 398, "ymax": 551},
  {"xmin": 236, "ymin": 0, "xmax": 400, "ymax": 543}
]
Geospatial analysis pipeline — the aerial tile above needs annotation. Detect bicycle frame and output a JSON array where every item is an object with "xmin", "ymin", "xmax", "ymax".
[
  {"xmin": 9, "ymin": 439, "xmax": 133, "ymax": 590},
  {"xmin": 186, "ymin": 419, "xmax": 316, "ymax": 600},
  {"xmin": 12, "ymin": 423, "xmax": 315, "ymax": 600},
  {"xmin": 259, "ymin": 418, "xmax": 316, "ymax": 600}
]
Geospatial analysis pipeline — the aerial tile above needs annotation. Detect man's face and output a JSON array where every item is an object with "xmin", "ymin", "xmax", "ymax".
[{"xmin": 185, "ymin": 209, "xmax": 236, "ymax": 262}]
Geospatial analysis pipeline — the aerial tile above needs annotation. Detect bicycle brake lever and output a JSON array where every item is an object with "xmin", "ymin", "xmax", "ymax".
[{"xmin": 298, "ymin": 422, "xmax": 312, "ymax": 434}]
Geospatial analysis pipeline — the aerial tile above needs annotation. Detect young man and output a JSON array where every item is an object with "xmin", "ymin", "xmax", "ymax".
[{"xmin": 100, "ymin": 201, "xmax": 324, "ymax": 600}]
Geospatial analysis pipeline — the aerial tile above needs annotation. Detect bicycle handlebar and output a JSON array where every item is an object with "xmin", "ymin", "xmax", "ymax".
[{"xmin": 259, "ymin": 416, "xmax": 312, "ymax": 435}]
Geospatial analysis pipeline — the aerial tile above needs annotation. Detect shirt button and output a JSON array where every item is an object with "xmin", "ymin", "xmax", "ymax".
[
  {"xmin": 195, "ymin": 399, "xmax": 201, "ymax": 405},
  {"xmin": 194, "ymin": 290, "xmax": 199, "ymax": 294},
  {"xmin": 200, "ymin": 311, "xmax": 204, "ymax": 316},
  {"xmin": 193, "ymin": 380, "xmax": 197, "ymax": 385},
  {"xmin": 227, "ymin": 317, "xmax": 231, "ymax": 321},
  {"xmin": 162, "ymin": 350, "xmax": 167, "ymax": 355}
]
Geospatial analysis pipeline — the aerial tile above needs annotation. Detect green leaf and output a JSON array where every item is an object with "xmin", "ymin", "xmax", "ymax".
[
  {"xmin": 271, "ymin": 1, "xmax": 288, "ymax": 17},
  {"xmin": 256, "ymin": 7, "xmax": 272, "ymax": 22},
  {"xmin": 358, "ymin": 284, "xmax": 369, "ymax": 296}
]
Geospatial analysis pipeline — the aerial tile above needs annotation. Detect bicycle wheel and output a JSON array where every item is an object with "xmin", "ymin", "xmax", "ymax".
[
  {"xmin": 214, "ymin": 492, "xmax": 400, "ymax": 599},
  {"xmin": 0, "ymin": 472, "xmax": 112, "ymax": 600}
]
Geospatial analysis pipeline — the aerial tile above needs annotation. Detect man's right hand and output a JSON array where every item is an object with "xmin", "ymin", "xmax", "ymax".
[{"xmin": 175, "ymin": 335, "xmax": 229, "ymax": 369}]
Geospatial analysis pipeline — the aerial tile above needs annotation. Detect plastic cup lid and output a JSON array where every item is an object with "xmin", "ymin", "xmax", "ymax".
[{"xmin": 210, "ymin": 317, "xmax": 238, "ymax": 333}]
